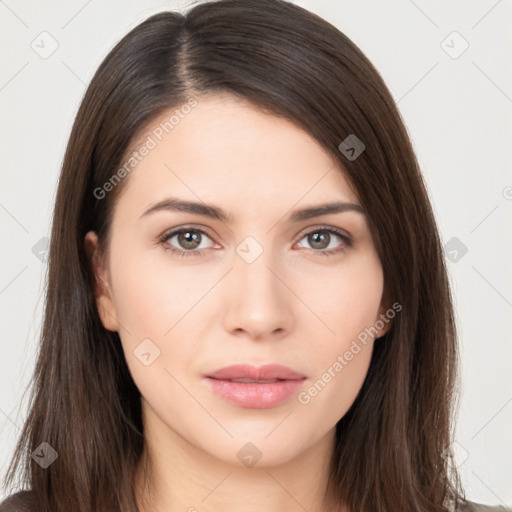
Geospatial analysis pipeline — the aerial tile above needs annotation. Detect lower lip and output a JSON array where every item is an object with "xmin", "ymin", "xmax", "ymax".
[{"xmin": 204, "ymin": 377, "xmax": 305, "ymax": 409}]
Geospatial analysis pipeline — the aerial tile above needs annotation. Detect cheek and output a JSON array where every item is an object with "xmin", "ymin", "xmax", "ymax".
[
  {"xmin": 107, "ymin": 242, "xmax": 215, "ymax": 393},
  {"xmin": 299, "ymin": 249, "xmax": 384, "ymax": 344},
  {"xmin": 109, "ymin": 242, "xmax": 212, "ymax": 337},
  {"xmin": 297, "ymin": 342, "xmax": 373, "ymax": 429},
  {"xmin": 295, "ymin": 252, "xmax": 382, "ymax": 415}
]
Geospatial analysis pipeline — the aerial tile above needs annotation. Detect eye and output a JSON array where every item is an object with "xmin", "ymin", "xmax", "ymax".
[
  {"xmin": 159, "ymin": 227, "xmax": 216, "ymax": 258},
  {"xmin": 295, "ymin": 227, "xmax": 352, "ymax": 256},
  {"xmin": 159, "ymin": 225, "xmax": 352, "ymax": 258}
]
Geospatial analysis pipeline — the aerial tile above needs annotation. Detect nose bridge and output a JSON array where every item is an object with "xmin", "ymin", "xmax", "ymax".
[{"xmin": 222, "ymin": 233, "xmax": 294, "ymax": 338}]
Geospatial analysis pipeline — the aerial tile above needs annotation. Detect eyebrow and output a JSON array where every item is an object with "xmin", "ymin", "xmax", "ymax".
[{"xmin": 140, "ymin": 197, "xmax": 365, "ymax": 223}]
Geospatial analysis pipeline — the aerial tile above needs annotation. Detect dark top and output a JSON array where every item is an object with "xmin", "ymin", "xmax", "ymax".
[{"xmin": 0, "ymin": 490, "xmax": 510, "ymax": 511}]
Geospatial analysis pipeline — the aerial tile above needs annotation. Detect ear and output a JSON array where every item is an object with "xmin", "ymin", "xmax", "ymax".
[
  {"xmin": 374, "ymin": 286, "xmax": 394, "ymax": 339},
  {"xmin": 84, "ymin": 231, "xmax": 119, "ymax": 332}
]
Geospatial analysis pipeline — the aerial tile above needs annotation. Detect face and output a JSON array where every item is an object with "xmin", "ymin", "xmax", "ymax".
[{"xmin": 85, "ymin": 93, "xmax": 391, "ymax": 468}]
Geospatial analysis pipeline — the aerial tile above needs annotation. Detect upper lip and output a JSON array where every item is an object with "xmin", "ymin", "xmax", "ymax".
[{"xmin": 205, "ymin": 364, "xmax": 306, "ymax": 381}]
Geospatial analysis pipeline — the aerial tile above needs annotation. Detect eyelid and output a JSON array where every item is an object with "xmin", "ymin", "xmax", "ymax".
[
  {"xmin": 296, "ymin": 224, "xmax": 352, "ymax": 242},
  {"xmin": 160, "ymin": 222, "xmax": 214, "ymax": 235},
  {"xmin": 159, "ymin": 223, "xmax": 352, "ymax": 242}
]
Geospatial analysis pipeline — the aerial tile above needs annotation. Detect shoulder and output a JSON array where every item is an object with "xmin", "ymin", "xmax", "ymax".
[
  {"xmin": 0, "ymin": 491, "xmax": 39, "ymax": 512},
  {"xmin": 460, "ymin": 499, "xmax": 511, "ymax": 512}
]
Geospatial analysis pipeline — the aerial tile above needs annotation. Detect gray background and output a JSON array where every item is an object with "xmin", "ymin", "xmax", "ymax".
[{"xmin": 1, "ymin": 0, "xmax": 511, "ymax": 506}]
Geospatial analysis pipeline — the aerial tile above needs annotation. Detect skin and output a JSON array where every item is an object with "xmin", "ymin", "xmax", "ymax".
[{"xmin": 85, "ymin": 93, "xmax": 391, "ymax": 512}]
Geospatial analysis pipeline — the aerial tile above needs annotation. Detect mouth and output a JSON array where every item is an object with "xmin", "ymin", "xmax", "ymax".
[
  {"xmin": 203, "ymin": 364, "xmax": 306, "ymax": 409},
  {"xmin": 213, "ymin": 377, "xmax": 284, "ymax": 383},
  {"xmin": 205, "ymin": 363, "xmax": 306, "ymax": 381}
]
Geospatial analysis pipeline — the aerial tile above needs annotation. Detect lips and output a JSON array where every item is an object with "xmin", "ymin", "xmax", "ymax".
[
  {"xmin": 203, "ymin": 364, "xmax": 307, "ymax": 408},
  {"xmin": 205, "ymin": 363, "xmax": 306, "ymax": 381}
]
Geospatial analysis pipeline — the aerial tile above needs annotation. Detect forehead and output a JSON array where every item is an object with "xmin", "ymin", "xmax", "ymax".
[{"xmin": 116, "ymin": 94, "xmax": 360, "ymax": 221}]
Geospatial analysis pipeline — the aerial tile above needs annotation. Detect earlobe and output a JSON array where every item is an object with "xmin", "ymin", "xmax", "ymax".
[
  {"xmin": 84, "ymin": 231, "xmax": 119, "ymax": 332},
  {"xmin": 376, "ymin": 314, "xmax": 392, "ymax": 338}
]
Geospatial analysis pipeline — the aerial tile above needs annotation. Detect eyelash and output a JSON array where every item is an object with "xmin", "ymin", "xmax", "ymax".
[{"xmin": 159, "ymin": 226, "xmax": 353, "ymax": 258}]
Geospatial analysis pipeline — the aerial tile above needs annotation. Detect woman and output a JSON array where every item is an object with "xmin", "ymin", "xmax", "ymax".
[{"xmin": 1, "ymin": 1, "xmax": 508, "ymax": 511}]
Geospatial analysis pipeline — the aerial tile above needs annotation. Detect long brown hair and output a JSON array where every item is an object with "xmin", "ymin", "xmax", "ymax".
[{"xmin": 3, "ymin": 1, "xmax": 465, "ymax": 510}]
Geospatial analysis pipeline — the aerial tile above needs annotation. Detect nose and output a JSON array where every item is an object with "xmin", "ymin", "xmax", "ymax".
[{"xmin": 222, "ymin": 245, "xmax": 295, "ymax": 341}]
